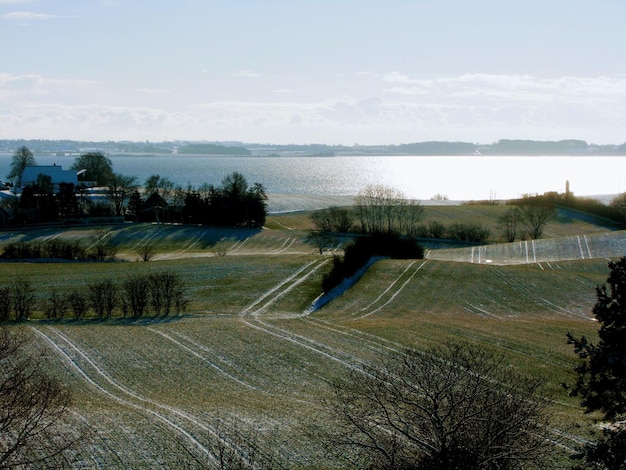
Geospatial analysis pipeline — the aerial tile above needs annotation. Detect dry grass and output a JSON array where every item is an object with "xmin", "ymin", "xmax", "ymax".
[{"xmin": 0, "ymin": 203, "xmax": 622, "ymax": 467}]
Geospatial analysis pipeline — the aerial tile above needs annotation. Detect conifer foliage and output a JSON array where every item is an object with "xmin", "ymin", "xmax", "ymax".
[{"xmin": 568, "ymin": 257, "xmax": 626, "ymax": 469}]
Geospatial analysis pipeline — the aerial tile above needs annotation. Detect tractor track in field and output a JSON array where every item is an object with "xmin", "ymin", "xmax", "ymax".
[
  {"xmin": 352, "ymin": 260, "xmax": 428, "ymax": 320},
  {"xmin": 147, "ymin": 327, "xmax": 260, "ymax": 390},
  {"xmin": 301, "ymin": 318, "xmax": 587, "ymax": 451},
  {"xmin": 33, "ymin": 326, "xmax": 253, "ymax": 469},
  {"xmin": 129, "ymin": 226, "xmax": 166, "ymax": 251},
  {"xmin": 152, "ymin": 228, "xmax": 211, "ymax": 260},
  {"xmin": 272, "ymin": 237, "xmax": 296, "ymax": 254},
  {"xmin": 239, "ymin": 258, "xmax": 372, "ymax": 373},
  {"xmin": 149, "ymin": 328, "xmax": 321, "ymax": 408},
  {"xmin": 241, "ymin": 259, "xmax": 328, "ymax": 317},
  {"xmin": 489, "ymin": 268, "xmax": 590, "ymax": 320}
]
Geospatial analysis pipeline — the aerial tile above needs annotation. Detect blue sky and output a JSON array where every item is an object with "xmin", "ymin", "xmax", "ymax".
[{"xmin": 1, "ymin": 0, "xmax": 625, "ymax": 144}]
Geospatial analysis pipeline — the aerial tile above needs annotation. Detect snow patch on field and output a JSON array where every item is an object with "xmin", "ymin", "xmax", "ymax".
[{"xmin": 304, "ymin": 256, "xmax": 385, "ymax": 314}]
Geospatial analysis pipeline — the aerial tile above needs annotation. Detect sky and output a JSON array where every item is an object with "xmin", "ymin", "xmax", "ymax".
[{"xmin": 1, "ymin": 0, "xmax": 625, "ymax": 145}]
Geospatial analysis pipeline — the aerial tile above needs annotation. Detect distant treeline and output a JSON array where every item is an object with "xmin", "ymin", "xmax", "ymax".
[
  {"xmin": 177, "ymin": 143, "xmax": 251, "ymax": 155},
  {"xmin": 4, "ymin": 138, "xmax": 626, "ymax": 157}
]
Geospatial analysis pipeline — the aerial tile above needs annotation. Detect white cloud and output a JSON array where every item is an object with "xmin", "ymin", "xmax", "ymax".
[
  {"xmin": 0, "ymin": 73, "xmax": 98, "ymax": 101},
  {"xmin": 233, "ymin": 70, "xmax": 261, "ymax": 78},
  {"xmin": 2, "ymin": 70, "xmax": 625, "ymax": 144},
  {"xmin": 1, "ymin": 11, "xmax": 77, "ymax": 20}
]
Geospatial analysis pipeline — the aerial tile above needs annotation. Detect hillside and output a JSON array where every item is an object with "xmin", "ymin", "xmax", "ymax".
[{"xmin": 0, "ymin": 204, "xmax": 624, "ymax": 467}]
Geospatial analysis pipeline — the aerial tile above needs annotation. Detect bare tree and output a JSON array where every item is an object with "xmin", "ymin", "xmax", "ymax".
[
  {"xmin": 518, "ymin": 201, "xmax": 556, "ymax": 239},
  {"xmin": 0, "ymin": 328, "xmax": 78, "ymax": 468},
  {"xmin": 609, "ymin": 192, "xmax": 626, "ymax": 222},
  {"xmin": 305, "ymin": 231, "xmax": 336, "ymax": 255},
  {"xmin": 6, "ymin": 146, "xmax": 35, "ymax": 188},
  {"xmin": 356, "ymin": 185, "xmax": 422, "ymax": 235},
  {"xmin": 137, "ymin": 243, "xmax": 156, "ymax": 262},
  {"xmin": 122, "ymin": 275, "xmax": 150, "ymax": 318},
  {"xmin": 67, "ymin": 290, "xmax": 89, "ymax": 319},
  {"xmin": 325, "ymin": 342, "xmax": 555, "ymax": 469},
  {"xmin": 144, "ymin": 174, "xmax": 175, "ymax": 200},
  {"xmin": 0, "ymin": 287, "xmax": 10, "ymax": 322},
  {"xmin": 107, "ymin": 173, "xmax": 138, "ymax": 216},
  {"xmin": 311, "ymin": 206, "xmax": 354, "ymax": 233},
  {"xmin": 207, "ymin": 416, "xmax": 278, "ymax": 469},
  {"xmin": 149, "ymin": 270, "xmax": 187, "ymax": 317},
  {"xmin": 498, "ymin": 207, "xmax": 522, "ymax": 242},
  {"xmin": 11, "ymin": 278, "xmax": 35, "ymax": 321},
  {"xmin": 88, "ymin": 279, "xmax": 117, "ymax": 319},
  {"xmin": 42, "ymin": 291, "xmax": 68, "ymax": 320}
]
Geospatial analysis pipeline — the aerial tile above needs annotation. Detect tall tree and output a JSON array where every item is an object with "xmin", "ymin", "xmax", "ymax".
[
  {"xmin": 519, "ymin": 202, "xmax": 555, "ymax": 239},
  {"xmin": 221, "ymin": 171, "xmax": 248, "ymax": 199},
  {"xmin": 6, "ymin": 146, "xmax": 35, "ymax": 187},
  {"xmin": 498, "ymin": 207, "xmax": 522, "ymax": 242},
  {"xmin": 107, "ymin": 173, "xmax": 137, "ymax": 216},
  {"xmin": 568, "ymin": 257, "xmax": 626, "ymax": 469},
  {"xmin": 71, "ymin": 152, "xmax": 114, "ymax": 186},
  {"xmin": 356, "ymin": 185, "xmax": 422, "ymax": 235},
  {"xmin": 144, "ymin": 174, "xmax": 175, "ymax": 200}
]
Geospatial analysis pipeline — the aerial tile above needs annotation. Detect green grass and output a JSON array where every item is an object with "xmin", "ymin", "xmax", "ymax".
[{"xmin": 0, "ymin": 205, "xmax": 622, "ymax": 467}]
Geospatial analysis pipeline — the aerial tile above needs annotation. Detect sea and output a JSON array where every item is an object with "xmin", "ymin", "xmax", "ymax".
[{"xmin": 0, "ymin": 155, "xmax": 624, "ymax": 203}]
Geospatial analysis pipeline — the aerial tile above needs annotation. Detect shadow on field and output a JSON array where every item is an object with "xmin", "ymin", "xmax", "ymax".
[
  {"xmin": 34, "ymin": 314, "xmax": 188, "ymax": 327},
  {"xmin": 108, "ymin": 223, "xmax": 262, "ymax": 253}
]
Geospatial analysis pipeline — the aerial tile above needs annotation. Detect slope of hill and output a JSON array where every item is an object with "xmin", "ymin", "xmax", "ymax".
[{"xmin": 426, "ymin": 230, "xmax": 626, "ymax": 265}]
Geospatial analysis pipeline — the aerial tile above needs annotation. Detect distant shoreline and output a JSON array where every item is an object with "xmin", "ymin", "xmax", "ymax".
[{"xmin": 265, "ymin": 193, "xmax": 619, "ymax": 214}]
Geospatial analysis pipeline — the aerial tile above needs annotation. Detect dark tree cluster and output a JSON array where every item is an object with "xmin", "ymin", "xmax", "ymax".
[
  {"xmin": 15, "ymin": 181, "xmax": 83, "ymax": 224},
  {"xmin": 126, "ymin": 172, "xmax": 268, "ymax": 228},
  {"xmin": 413, "ymin": 220, "xmax": 491, "ymax": 242},
  {"xmin": 322, "ymin": 234, "xmax": 423, "ymax": 294},
  {"xmin": 1, "ymin": 239, "xmax": 87, "ymax": 261},
  {"xmin": 181, "ymin": 172, "xmax": 267, "ymax": 228}
]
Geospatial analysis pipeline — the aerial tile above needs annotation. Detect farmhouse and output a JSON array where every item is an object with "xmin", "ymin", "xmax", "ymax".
[{"xmin": 20, "ymin": 165, "xmax": 79, "ymax": 193}]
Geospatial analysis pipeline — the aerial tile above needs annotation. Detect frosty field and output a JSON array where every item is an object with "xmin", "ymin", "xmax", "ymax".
[{"xmin": 1, "ymin": 207, "xmax": 623, "ymax": 468}]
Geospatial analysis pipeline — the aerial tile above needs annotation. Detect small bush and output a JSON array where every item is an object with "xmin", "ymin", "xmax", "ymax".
[
  {"xmin": 123, "ymin": 275, "xmax": 150, "ymax": 318},
  {"xmin": 447, "ymin": 222, "xmax": 490, "ymax": 242},
  {"xmin": 88, "ymin": 279, "xmax": 117, "ymax": 319},
  {"xmin": 12, "ymin": 278, "xmax": 34, "ymax": 321},
  {"xmin": 1, "ymin": 239, "xmax": 86, "ymax": 260},
  {"xmin": 149, "ymin": 270, "xmax": 187, "ymax": 317},
  {"xmin": 67, "ymin": 291, "xmax": 89, "ymax": 320},
  {"xmin": 0, "ymin": 287, "xmax": 10, "ymax": 322},
  {"xmin": 42, "ymin": 291, "xmax": 68, "ymax": 321}
]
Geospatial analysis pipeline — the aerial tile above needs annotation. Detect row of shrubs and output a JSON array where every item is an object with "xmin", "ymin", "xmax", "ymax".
[
  {"xmin": 311, "ymin": 206, "xmax": 490, "ymax": 242},
  {"xmin": 322, "ymin": 234, "xmax": 424, "ymax": 294},
  {"xmin": 0, "ymin": 270, "xmax": 187, "ymax": 321},
  {"xmin": 1, "ymin": 237, "xmax": 116, "ymax": 261},
  {"xmin": 413, "ymin": 221, "xmax": 491, "ymax": 242}
]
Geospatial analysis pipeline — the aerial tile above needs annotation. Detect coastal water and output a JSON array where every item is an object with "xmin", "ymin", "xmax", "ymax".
[{"xmin": 1, "ymin": 155, "xmax": 624, "ymax": 202}]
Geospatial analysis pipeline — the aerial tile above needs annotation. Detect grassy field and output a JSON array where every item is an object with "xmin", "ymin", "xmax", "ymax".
[{"xmin": 1, "ymin": 205, "xmax": 624, "ymax": 468}]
